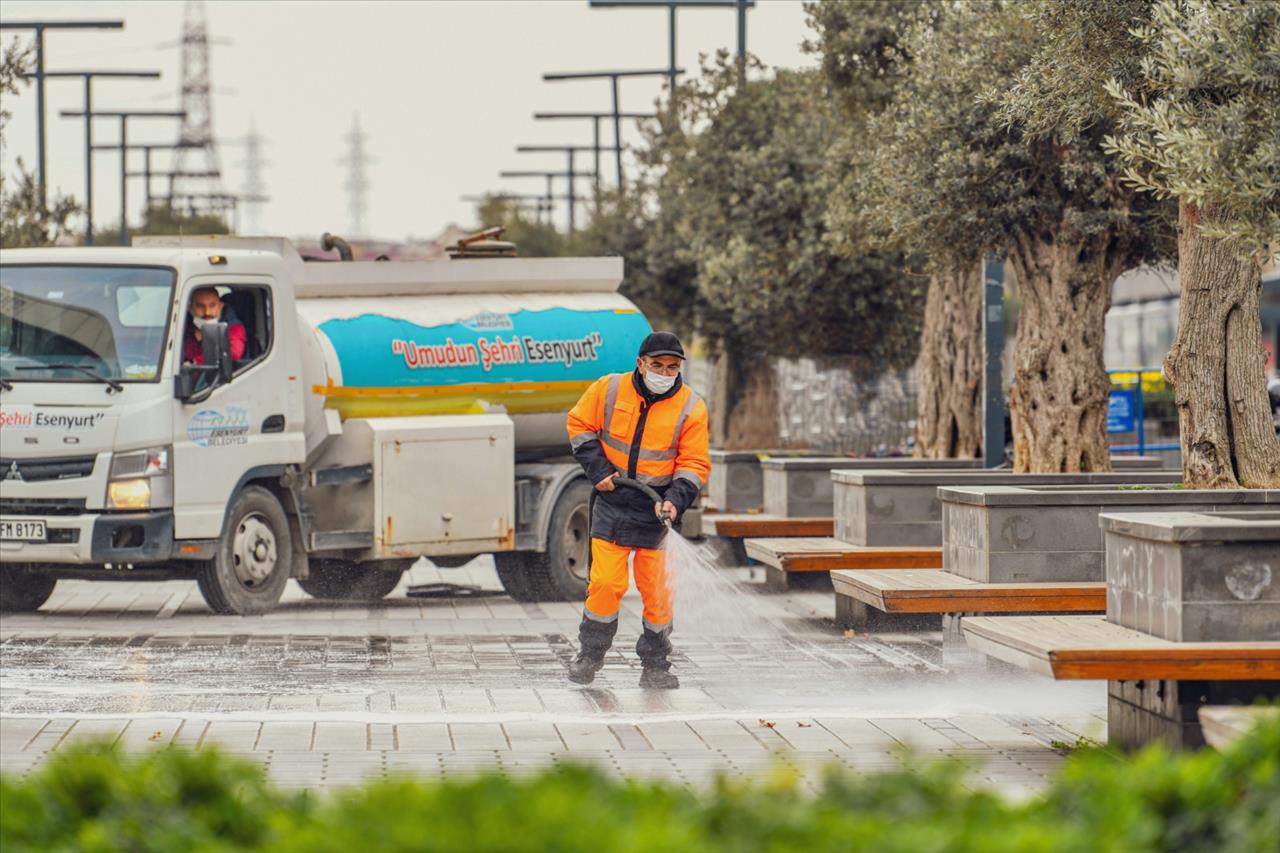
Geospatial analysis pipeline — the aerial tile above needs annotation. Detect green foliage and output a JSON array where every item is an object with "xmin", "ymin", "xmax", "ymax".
[
  {"xmin": 0, "ymin": 163, "xmax": 81, "ymax": 248},
  {"xmin": 839, "ymin": 1, "xmax": 1172, "ymax": 272},
  {"xmin": 802, "ymin": 0, "xmax": 932, "ymax": 118},
  {"xmin": 653, "ymin": 53, "xmax": 923, "ymax": 368},
  {"xmin": 3, "ymin": 713, "xmax": 1277, "ymax": 853},
  {"xmin": 93, "ymin": 203, "xmax": 233, "ymax": 247},
  {"xmin": 1103, "ymin": 0, "xmax": 1280, "ymax": 256},
  {"xmin": 1, "ymin": 38, "xmax": 81, "ymax": 249}
]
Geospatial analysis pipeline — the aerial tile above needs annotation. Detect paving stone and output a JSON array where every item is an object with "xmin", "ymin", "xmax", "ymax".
[{"xmin": 0, "ymin": 561, "xmax": 1103, "ymax": 792}]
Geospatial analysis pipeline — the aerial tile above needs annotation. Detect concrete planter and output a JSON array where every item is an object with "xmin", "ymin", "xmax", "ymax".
[
  {"xmin": 707, "ymin": 450, "xmax": 821, "ymax": 512},
  {"xmin": 835, "ymin": 470, "xmax": 1180, "ymax": 548},
  {"xmin": 760, "ymin": 457, "xmax": 982, "ymax": 517},
  {"xmin": 1101, "ymin": 510, "xmax": 1280, "ymax": 642},
  {"xmin": 941, "ymin": 485, "xmax": 1280, "ymax": 583}
]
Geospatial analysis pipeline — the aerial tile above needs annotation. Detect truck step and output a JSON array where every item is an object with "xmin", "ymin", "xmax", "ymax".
[
  {"xmin": 309, "ymin": 530, "xmax": 375, "ymax": 550},
  {"xmin": 309, "ymin": 464, "xmax": 373, "ymax": 487}
]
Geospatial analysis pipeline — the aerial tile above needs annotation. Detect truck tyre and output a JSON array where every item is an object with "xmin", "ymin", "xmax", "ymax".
[
  {"xmin": 297, "ymin": 560, "xmax": 405, "ymax": 600},
  {"xmin": 0, "ymin": 568, "xmax": 56, "ymax": 612},
  {"xmin": 196, "ymin": 486, "xmax": 292, "ymax": 615},
  {"xmin": 495, "ymin": 479, "xmax": 592, "ymax": 602}
]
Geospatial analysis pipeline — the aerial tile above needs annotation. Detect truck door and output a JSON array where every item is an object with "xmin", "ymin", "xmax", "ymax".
[{"xmin": 171, "ymin": 275, "xmax": 303, "ymax": 540}]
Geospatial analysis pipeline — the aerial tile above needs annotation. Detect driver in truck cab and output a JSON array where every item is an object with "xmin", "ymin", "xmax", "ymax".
[
  {"xmin": 565, "ymin": 331, "xmax": 711, "ymax": 690},
  {"xmin": 182, "ymin": 286, "xmax": 246, "ymax": 365}
]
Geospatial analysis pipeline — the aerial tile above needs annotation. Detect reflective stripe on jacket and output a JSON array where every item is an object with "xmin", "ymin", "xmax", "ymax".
[{"xmin": 566, "ymin": 370, "xmax": 711, "ymax": 548}]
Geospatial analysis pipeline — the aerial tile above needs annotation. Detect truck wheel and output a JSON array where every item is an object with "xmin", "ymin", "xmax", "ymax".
[
  {"xmin": 196, "ymin": 486, "xmax": 292, "ymax": 615},
  {"xmin": 297, "ymin": 560, "xmax": 405, "ymax": 600},
  {"xmin": 0, "ymin": 568, "xmax": 56, "ymax": 612},
  {"xmin": 495, "ymin": 479, "xmax": 592, "ymax": 602}
]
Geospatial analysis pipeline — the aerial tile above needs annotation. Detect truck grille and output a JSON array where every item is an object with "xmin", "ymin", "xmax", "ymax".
[
  {"xmin": 0, "ymin": 498, "xmax": 88, "ymax": 516},
  {"xmin": 0, "ymin": 455, "xmax": 96, "ymax": 483}
]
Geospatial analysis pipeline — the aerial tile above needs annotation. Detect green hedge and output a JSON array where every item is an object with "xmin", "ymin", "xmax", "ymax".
[{"xmin": 2, "ymin": 714, "xmax": 1277, "ymax": 853}]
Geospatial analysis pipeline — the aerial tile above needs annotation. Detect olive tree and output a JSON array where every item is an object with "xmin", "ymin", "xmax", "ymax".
[
  {"xmin": 651, "ymin": 55, "xmax": 922, "ymax": 447},
  {"xmin": 846, "ymin": 1, "xmax": 1172, "ymax": 472},
  {"xmin": 1104, "ymin": 0, "xmax": 1280, "ymax": 488},
  {"xmin": 808, "ymin": 1, "xmax": 985, "ymax": 459}
]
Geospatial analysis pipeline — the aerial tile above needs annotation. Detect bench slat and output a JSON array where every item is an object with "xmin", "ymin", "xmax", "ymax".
[
  {"xmin": 831, "ymin": 569, "xmax": 1104, "ymax": 612},
  {"xmin": 705, "ymin": 514, "xmax": 834, "ymax": 538},
  {"xmin": 961, "ymin": 615, "xmax": 1280, "ymax": 681},
  {"xmin": 745, "ymin": 538, "xmax": 942, "ymax": 572}
]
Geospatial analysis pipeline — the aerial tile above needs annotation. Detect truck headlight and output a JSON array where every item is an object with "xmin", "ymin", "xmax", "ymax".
[
  {"xmin": 110, "ymin": 446, "xmax": 170, "ymax": 479},
  {"xmin": 108, "ymin": 446, "xmax": 170, "ymax": 509},
  {"xmin": 108, "ymin": 479, "xmax": 151, "ymax": 509}
]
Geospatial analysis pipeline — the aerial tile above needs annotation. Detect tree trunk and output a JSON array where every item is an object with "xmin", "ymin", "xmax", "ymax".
[
  {"xmin": 1163, "ymin": 201, "xmax": 1280, "ymax": 489},
  {"xmin": 1007, "ymin": 235, "xmax": 1116, "ymax": 473},
  {"xmin": 710, "ymin": 347, "xmax": 780, "ymax": 449},
  {"xmin": 914, "ymin": 263, "xmax": 984, "ymax": 458}
]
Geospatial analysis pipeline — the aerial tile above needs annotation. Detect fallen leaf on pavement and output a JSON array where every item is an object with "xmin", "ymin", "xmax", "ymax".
[
  {"xmin": 796, "ymin": 722, "xmax": 812, "ymax": 728},
  {"xmin": 843, "ymin": 629, "xmax": 857, "ymax": 638},
  {"xmin": 758, "ymin": 719, "xmax": 776, "ymax": 729},
  {"xmin": 148, "ymin": 731, "xmax": 163, "ymax": 741}
]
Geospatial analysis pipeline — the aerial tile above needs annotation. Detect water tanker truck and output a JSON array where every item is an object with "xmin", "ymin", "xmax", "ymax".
[{"xmin": 0, "ymin": 235, "xmax": 652, "ymax": 614}]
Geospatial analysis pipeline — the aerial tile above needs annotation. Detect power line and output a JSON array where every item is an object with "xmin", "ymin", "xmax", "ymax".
[
  {"xmin": 37, "ymin": 68, "xmax": 160, "ymax": 245},
  {"xmin": 60, "ymin": 108, "xmax": 185, "ymax": 244}
]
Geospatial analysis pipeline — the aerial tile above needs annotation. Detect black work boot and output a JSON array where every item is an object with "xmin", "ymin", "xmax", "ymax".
[
  {"xmin": 636, "ymin": 625, "xmax": 677, "ymax": 689},
  {"xmin": 639, "ymin": 666, "xmax": 679, "ymax": 689},
  {"xmin": 571, "ymin": 614, "xmax": 618, "ymax": 685},
  {"xmin": 568, "ymin": 652, "xmax": 604, "ymax": 685}
]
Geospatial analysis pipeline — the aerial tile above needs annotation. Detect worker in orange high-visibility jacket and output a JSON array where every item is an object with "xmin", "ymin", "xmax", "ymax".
[{"xmin": 565, "ymin": 331, "xmax": 711, "ymax": 689}]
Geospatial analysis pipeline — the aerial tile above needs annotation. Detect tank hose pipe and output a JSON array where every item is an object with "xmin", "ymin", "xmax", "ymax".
[{"xmin": 320, "ymin": 232, "xmax": 353, "ymax": 261}]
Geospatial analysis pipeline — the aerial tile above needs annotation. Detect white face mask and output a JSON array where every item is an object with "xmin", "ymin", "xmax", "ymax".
[{"xmin": 643, "ymin": 369, "xmax": 677, "ymax": 395}]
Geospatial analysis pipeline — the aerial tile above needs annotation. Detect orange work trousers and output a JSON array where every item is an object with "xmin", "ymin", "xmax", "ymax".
[{"xmin": 583, "ymin": 537, "xmax": 673, "ymax": 633}]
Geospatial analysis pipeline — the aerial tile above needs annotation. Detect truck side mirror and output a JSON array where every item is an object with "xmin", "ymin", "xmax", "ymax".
[
  {"xmin": 202, "ymin": 322, "xmax": 234, "ymax": 384},
  {"xmin": 175, "ymin": 322, "xmax": 234, "ymax": 403}
]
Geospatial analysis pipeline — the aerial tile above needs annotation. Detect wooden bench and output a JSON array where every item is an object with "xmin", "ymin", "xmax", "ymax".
[
  {"xmin": 960, "ymin": 615, "xmax": 1280, "ymax": 681},
  {"xmin": 831, "ymin": 569, "xmax": 1104, "ymax": 631},
  {"xmin": 744, "ymin": 538, "xmax": 941, "ymax": 592},
  {"xmin": 960, "ymin": 615, "xmax": 1280, "ymax": 749}
]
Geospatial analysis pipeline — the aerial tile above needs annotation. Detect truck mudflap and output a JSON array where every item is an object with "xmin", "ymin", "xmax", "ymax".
[{"xmin": 90, "ymin": 511, "xmax": 175, "ymax": 564}]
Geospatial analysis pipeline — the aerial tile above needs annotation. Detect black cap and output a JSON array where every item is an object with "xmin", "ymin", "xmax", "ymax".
[{"xmin": 638, "ymin": 331, "xmax": 685, "ymax": 360}]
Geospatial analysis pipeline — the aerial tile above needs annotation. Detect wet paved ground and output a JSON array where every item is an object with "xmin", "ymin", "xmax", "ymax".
[{"xmin": 0, "ymin": 554, "xmax": 1107, "ymax": 796}]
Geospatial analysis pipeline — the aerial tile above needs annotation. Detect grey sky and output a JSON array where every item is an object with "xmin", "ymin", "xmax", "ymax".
[{"xmin": 1, "ymin": 0, "xmax": 815, "ymax": 241}]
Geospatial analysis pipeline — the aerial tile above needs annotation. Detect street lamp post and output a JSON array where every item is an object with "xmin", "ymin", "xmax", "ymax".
[
  {"xmin": 516, "ymin": 145, "xmax": 609, "ymax": 233},
  {"xmin": 37, "ymin": 70, "xmax": 161, "ymax": 244},
  {"xmin": 533, "ymin": 112, "xmax": 655, "ymax": 194},
  {"xmin": 587, "ymin": 1, "xmax": 755, "ymax": 95},
  {"xmin": 542, "ymin": 69, "xmax": 678, "ymax": 188},
  {"xmin": 499, "ymin": 170, "xmax": 598, "ymax": 234},
  {"xmin": 0, "ymin": 19, "xmax": 125, "ymax": 209},
  {"xmin": 60, "ymin": 109, "xmax": 185, "ymax": 245}
]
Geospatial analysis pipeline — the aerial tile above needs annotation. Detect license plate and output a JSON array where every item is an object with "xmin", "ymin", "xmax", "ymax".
[{"xmin": 0, "ymin": 519, "xmax": 47, "ymax": 542}]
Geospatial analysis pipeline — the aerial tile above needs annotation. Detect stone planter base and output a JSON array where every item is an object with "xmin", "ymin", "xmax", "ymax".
[
  {"xmin": 836, "ymin": 470, "xmax": 1179, "ymax": 548},
  {"xmin": 764, "ymin": 565, "xmax": 833, "ymax": 593},
  {"xmin": 1107, "ymin": 678, "xmax": 1280, "ymax": 750}
]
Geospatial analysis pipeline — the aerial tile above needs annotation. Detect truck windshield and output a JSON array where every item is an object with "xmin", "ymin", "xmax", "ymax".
[{"xmin": 0, "ymin": 265, "xmax": 175, "ymax": 384}]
